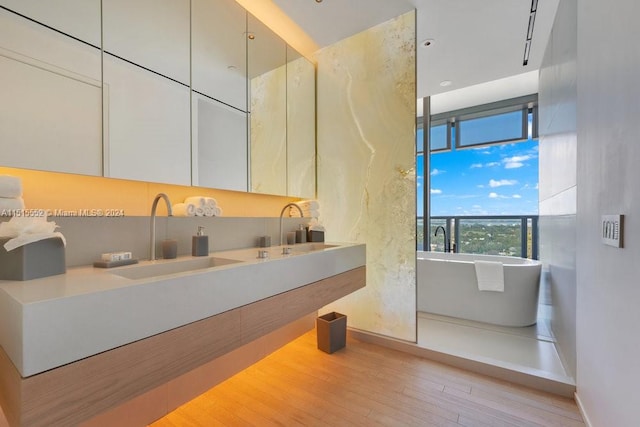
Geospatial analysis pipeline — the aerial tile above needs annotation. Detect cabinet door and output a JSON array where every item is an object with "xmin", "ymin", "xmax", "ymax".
[
  {"xmin": 103, "ymin": 55, "xmax": 191, "ymax": 186},
  {"xmin": 192, "ymin": 0, "xmax": 247, "ymax": 111},
  {"xmin": 102, "ymin": 0, "xmax": 190, "ymax": 85},
  {"xmin": 0, "ymin": 8, "xmax": 102, "ymax": 176},
  {"xmin": 0, "ymin": 0, "xmax": 101, "ymax": 46},
  {"xmin": 192, "ymin": 94, "xmax": 248, "ymax": 192}
]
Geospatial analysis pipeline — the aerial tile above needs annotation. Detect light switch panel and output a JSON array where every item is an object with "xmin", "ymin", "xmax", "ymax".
[{"xmin": 602, "ymin": 214, "xmax": 624, "ymax": 248}]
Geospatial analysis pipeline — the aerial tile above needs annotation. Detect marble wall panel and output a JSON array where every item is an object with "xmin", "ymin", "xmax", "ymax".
[{"xmin": 316, "ymin": 11, "xmax": 417, "ymax": 341}]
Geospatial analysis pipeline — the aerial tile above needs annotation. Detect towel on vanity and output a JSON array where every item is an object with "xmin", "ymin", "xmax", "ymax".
[
  {"xmin": 172, "ymin": 203, "xmax": 195, "ymax": 217},
  {"xmin": 0, "ymin": 197, "xmax": 25, "ymax": 214},
  {"xmin": 0, "ymin": 175, "xmax": 22, "ymax": 198},
  {"xmin": 474, "ymin": 260, "xmax": 504, "ymax": 292}
]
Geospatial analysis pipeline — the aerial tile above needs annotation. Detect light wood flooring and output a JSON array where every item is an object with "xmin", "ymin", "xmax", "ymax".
[{"xmin": 151, "ymin": 330, "xmax": 584, "ymax": 427}]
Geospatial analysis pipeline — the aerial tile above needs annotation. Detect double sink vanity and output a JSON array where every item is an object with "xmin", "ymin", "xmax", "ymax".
[{"xmin": 0, "ymin": 241, "xmax": 366, "ymax": 426}]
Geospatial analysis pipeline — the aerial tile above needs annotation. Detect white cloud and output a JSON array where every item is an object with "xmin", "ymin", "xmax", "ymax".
[
  {"xmin": 513, "ymin": 194, "xmax": 522, "ymax": 199},
  {"xmin": 505, "ymin": 161, "xmax": 524, "ymax": 169},
  {"xmin": 503, "ymin": 154, "xmax": 535, "ymax": 169},
  {"xmin": 489, "ymin": 179, "xmax": 518, "ymax": 188},
  {"xmin": 477, "ymin": 184, "xmax": 485, "ymax": 188},
  {"xmin": 430, "ymin": 169, "xmax": 445, "ymax": 176},
  {"xmin": 470, "ymin": 163, "xmax": 483, "ymax": 169},
  {"xmin": 486, "ymin": 162, "xmax": 501, "ymax": 167},
  {"xmin": 431, "ymin": 188, "xmax": 442, "ymax": 194},
  {"xmin": 489, "ymin": 192, "xmax": 499, "ymax": 199},
  {"xmin": 505, "ymin": 155, "xmax": 534, "ymax": 163}
]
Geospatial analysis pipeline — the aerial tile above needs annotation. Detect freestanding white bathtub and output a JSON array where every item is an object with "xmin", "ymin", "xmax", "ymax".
[{"xmin": 417, "ymin": 251, "xmax": 542, "ymax": 327}]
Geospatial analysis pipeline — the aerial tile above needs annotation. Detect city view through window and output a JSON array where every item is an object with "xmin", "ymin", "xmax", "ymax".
[{"xmin": 417, "ymin": 110, "xmax": 539, "ymax": 258}]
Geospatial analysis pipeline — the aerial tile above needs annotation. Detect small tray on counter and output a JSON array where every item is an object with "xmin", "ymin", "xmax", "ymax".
[{"xmin": 93, "ymin": 259, "xmax": 139, "ymax": 268}]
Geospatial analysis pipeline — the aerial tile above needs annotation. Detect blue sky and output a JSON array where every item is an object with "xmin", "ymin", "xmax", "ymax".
[{"xmin": 417, "ymin": 129, "xmax": 539, "ymax": 217}]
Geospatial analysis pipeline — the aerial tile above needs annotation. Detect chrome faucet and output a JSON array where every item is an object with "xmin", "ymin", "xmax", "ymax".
[
  {"xmin": 434, "ymin": 225, "xmax": 450, "ymax": 253},
  {"xmin": 150, "ymin": 193, "xmax": 173, "ymax": 260},
  {"xmin": 279, "ymin": 203, "xmax": 304, "ymax": 246}
]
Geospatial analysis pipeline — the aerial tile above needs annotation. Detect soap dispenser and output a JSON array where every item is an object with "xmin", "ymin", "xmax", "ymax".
[
  {"xmin": 295, "ymin": 224, "xmax": 307, "ymax": 243},
  {"xmin": 192, "ymin": 226, "xmax": 208, "ymax": 256}
]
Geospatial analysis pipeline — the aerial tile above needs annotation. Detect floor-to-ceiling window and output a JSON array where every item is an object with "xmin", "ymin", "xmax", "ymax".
[{"xmin": 417, "ymin": 95, "xmax": 539, "ymax": 258}]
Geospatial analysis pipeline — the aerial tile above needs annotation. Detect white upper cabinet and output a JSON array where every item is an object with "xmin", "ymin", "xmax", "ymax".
[
  {"xmin": 192, "ymin": 0, "xmax": 247, "ymax": 111},
  {"xmin": 102, "ymin": 0, "xmax": 190, "ymax": 85},
  {"xmin": 0, "ymin": 0, "xmax": 101, "ymax": 46},
  {"xmin": 0, "ymin": 8, "xmax": 102, "ymax": 176},
  {"xmin": 103, "ymin": 55, "xmax": 191, "ymax": 186}
]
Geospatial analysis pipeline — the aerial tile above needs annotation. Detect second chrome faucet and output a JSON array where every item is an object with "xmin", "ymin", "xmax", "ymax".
[{"xmin": 279, "ymin": 203, "xmax": 304, "ymax": 246}]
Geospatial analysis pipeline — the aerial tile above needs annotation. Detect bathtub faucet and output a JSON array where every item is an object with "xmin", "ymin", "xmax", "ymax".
[{"xmin": 434, "ymin": 226, "xmax": 451, "ymax": 253}]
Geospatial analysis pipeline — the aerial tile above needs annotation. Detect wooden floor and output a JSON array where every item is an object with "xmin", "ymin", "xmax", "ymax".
[{"xmin": 151, "ymin": 331, "xmax": 584, "ymax": 427}]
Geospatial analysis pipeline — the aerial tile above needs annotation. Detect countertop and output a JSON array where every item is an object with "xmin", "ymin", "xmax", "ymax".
[{"xmin": 0, "ymin": 242, "xmax": 366, "ymax": 377}]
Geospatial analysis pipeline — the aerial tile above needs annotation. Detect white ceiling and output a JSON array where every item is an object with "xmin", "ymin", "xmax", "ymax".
[{"xmin": 273, "ymin": 0, "xmax": 560, "ymax": 105}]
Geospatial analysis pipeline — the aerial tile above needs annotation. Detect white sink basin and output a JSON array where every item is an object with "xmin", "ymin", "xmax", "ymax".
[
  {"xmin": 111, "ymin": 257, "xmax": 242, "ymax": 280},
  {"xmin": 291, "ymin": 243, "xmax": 338, "ymax": 253}
]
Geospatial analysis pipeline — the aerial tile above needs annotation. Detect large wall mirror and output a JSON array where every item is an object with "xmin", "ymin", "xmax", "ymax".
[{"xmin": 0, "ymin": 0, "xmax": 316, "ymax": 198}]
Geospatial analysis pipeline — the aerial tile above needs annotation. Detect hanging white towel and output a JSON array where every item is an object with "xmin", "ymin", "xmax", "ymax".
[{"xmin": 474, "ymin": 260, "xmax": 504, "ymax": 292}]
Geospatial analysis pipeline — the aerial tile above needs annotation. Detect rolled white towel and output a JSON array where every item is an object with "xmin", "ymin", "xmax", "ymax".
[
  {"xmin": 204, "ymin": 197, "xmax": 218, "ymax": 209},
  {"xmin": 0, "ymin": 197, "xmax": 26, "ymax": 215},
  {"xmin": 172, "ymin": 203, "xmax": 195, "ymax": 217},
  {"xmin": 296, "ymin": 200, "xmax": 319, "ymax": 210},
  {"xmin": 185, "ymin": 196, "xmax": 206, "ymax": 207},
  {"xmin": 0, "ymin": 175, "xmax": 22, "ymax": 198},
  {"xmin": 184, "ymin": 204, "xmax": 197, "ymax": 216},
  {"xmin": 214, "ymin": 206, "xmax": 223, "ymax": 217},
  {"xmin": 305, "ymin": 209, "xmax": 320, "ymax": 218},
  {"xmin": 203, "ymin": 206, "xmax": 215, "ymax": 217},
  {"xmin": 194, "ymin": 206, "xmax": 205, "ymax": 217},
  {"xmin": 293, "ymin": 207, "xmax": 319, "ymax": 218}
]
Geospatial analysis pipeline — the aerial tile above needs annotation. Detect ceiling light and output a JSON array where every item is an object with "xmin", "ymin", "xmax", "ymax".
[
  {"xmin": 523, "ymin": 0, "xmax": 537, "ymax": 66},
  {"xmin": 421, "ymin": 39, "xmax": 434, "ymax": 48},
  {"xmin": 439, "ymin": 80, "xmax": 452, "ymax": 87},
  {"xmin": 315, "ymin": 0, "xmax": 323, "ymax": 3},
  {"xmin": 247, "ymin": 32, "xmax": 255, "ymax": 40}
]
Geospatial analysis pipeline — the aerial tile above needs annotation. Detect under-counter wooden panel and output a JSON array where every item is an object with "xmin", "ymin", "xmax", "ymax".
[
  {"xmin": 0, "ymin": 267, "xmax": 365, "ymax": 427},
  {"xmin": 240, "ymin": 266, "xmax": 365, "ymax": 344}
]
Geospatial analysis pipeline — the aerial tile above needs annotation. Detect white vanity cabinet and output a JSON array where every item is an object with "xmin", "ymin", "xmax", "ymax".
[
  {"xmin": 192, "ymin": 94, "xmax": 248, "ymax": 192},
  {"xmin": 191, "ymin": 0, "xmax": 247, "ymax": 111},
  {"xmin": 102, "ymin": 0, "xmax": 190, "ymax": 85},
  {"xmin": 103, "ymin": 55, "xmax": 191, "ymax": 186},
  {"xmin": 0, "ymin": 0, "xmax": 101, "ymax": 46},
  {"xmin": 0, "ymin": 7, "xmax": 102, "ymax": 176}
]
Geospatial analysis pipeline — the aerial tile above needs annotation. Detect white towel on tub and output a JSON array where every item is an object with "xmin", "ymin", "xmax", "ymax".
[{"xmin": 474, "ymin": 260, "xmax": 504, "ymax": 292}]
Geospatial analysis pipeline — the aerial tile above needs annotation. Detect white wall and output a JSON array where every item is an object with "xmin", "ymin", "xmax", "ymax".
[
  {"xmin": 537, "ymin": 0, "xmax": 577, "ymax": 378},
  {"xmin": 576, "ymin": 0, "xmax": 640, "ymax": 425}
]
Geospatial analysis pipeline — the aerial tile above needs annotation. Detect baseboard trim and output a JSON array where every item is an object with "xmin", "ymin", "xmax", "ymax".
[
  {"xmin": 348, "ymin": 327, "xmax": 577, "ymax": 398},
  {"xmin": 574, "ymin": 392, "xmax": 593, "ymax": 427}
]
